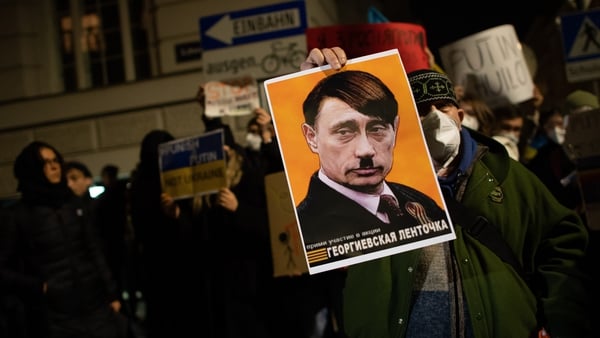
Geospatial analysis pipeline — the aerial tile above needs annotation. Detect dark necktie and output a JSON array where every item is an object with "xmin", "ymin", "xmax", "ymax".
[{"xmin": 378, "ymin": 194, "xmax": 403, "ymax": 222}]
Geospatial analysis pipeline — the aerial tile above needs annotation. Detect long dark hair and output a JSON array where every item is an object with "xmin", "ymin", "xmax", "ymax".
[{"xmin": 13, "ymin": 141, "xmax": 71, "ymax": 207}]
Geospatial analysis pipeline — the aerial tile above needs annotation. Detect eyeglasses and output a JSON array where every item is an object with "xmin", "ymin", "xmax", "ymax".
[{"xmin": 43, "ymin": 157, "xmax": 60, "ymax": 166}]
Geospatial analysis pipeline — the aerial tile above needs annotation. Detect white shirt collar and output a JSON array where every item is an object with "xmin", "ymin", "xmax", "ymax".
[{"xmin": 317, "ymin": 169, "xmax": 395, "ymax": 216}]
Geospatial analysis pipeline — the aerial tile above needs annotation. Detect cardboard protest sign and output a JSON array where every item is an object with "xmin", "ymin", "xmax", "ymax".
[
  {"xmin": 265, "ymin": 171, "xmax": 308, "ymax": 277},
  {"xmin": 264, "ymin": 49, "xmax": 455, "ymax": 274},
  {"xmin": 564, "ymin": 108, "xmax": 600, "ymax": 230},
  {"xmin": 158, "ymin": 130, "xmax": 226, "ymax": 199},
  {"xmin": 565, "ymin": 108, "xmax": 600, "ymax": 160},
  {"xmin": 576, "ymin": 168, "xmax": 600, "ymax": 230},
  {"xmin": 439, "ymin": 24, "xmax": 534, "ymax": 108},
  {"xmin": 306, "ymin": 22, "xmax": 429, "ymax": 73},
  {"xmin": 204, "ymin": 76, "xmax": 259, "ymax": 117}
]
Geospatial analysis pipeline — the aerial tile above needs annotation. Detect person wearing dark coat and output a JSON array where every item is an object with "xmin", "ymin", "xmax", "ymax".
[
  {"xmin": 128, "ymin": 130, "xmax": 180, "ymax": 338},
  {"xmin": 94, "ymin": 164, "xmax": 128, "ymax": 307},
  {"xmin": 0, "ymin": 141, "xmax": 125, "ymax": 338},
  {"xmin": 159, "ymin": 116, "xmax": 275, "ymax": 338}
]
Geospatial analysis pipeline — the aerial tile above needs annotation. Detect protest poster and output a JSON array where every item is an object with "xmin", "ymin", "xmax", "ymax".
[
  {"xmin": 564, "ymin": 108, "xmax": 600, "ymax": 230},
  {"xmin": 158, "ymin": 129, "xmax": 226, "ymax": 199},
  {"xmin": 264, "ymin": 49, "xmax": 455, "ymax": 274},
  {"xmin": 265, "ymin": 171, "xmax": 308, "ymax": 277},
  {"xmin": 204, "ymin": 75, "xmax": 259, "ymax": 117},
  {"xmin": 577, "ymin": 168, "xmax": 600, "ymax": 230},
  {"xmin": 305, "ymin": 22, "xmax": 429, "ymax": 73},
  {"xmin": 439, "ymin": 24, "xmax": 534, "ymax": 108}
]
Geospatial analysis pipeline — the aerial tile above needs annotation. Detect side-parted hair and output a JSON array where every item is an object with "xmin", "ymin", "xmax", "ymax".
[{"xmin": 302, "ymin": 70, "xmax": 398, "ymax": 128}]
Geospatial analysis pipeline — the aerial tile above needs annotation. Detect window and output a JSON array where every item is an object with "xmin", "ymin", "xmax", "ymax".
[{"xmin": 56, "ymin": 0, "xmax": 152, "ymax": 91}]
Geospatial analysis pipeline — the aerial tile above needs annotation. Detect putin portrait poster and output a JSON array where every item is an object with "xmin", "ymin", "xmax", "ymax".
[{"xmin": 264, "ymin": 49, "xmax": 455, "ymax": 274}]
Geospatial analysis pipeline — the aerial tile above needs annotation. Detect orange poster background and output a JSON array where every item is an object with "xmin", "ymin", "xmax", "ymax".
[{"xmin": 265, "ymin": 50, "xmax": 443, "ymax": 210}]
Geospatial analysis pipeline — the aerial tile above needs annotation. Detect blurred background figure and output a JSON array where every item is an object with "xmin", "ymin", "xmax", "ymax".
[
  {"xmin": 529, "ymin": 90, "xmax": 599, "ymax": 157},
  {"xmin": 64, "ymin": 161, "xmax": 94, "ymax": 199},
  {"xmin": 491, "ymin": 104, "xmax": 525, "ymax": 161},
  {"xmin": 169, "ymin": 85, "xmax": 278, "ymax": 337},
  {"xmin": 527, "ymin": 90, "xmax": 599, "ymax": 221},
  {"xmin": 129, "ymin": 130, "xmax": 177, "ymax": 338},
  {"xmin": 458, "ymin": 93, "xmax": 495, "ymax": 136},
  {"xmin": 100, "ymin": 165, "xmax": 121, "ymax": 191},
  {"xmin": 94, "ymin": 164, "xmax": 129, "ymax": 318},
  {"xmin": 526, "ymin": 106, "xmax": 582, "ymax": 217},
  {"xmin": 564, "ymin": 89, "xmax": 600, "ymax": 115},
  {"xmin": 244, "ymin": 107, "xmax": 284, "ymax": 175}
]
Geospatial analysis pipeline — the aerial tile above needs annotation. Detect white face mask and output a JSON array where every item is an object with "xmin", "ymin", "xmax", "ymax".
[
  {"xmin": 245, "ymin": 133, "xmax": 262, "ymax": 151},
  {"xmin": 492, "ymin": 134, "xmax": 520, "ymax": 161},
  {"xmin": 461, "ymin": 114, "xmax": 479, "ymax": 131},
  {"xmin": 497, "ymin": 131, "xmax": 519, "ymax": 145},
  {"xmin": 421, "ymin": 109, "xmax": 461, "ymax": 173},
  {"xmin": 548, "ymin": 126, "xmax": 566, "ymax": 145}
]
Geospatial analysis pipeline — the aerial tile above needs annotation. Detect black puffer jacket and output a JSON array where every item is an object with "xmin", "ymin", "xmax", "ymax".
[
  {"xmin": 0, "ymin": 140, "xmax": 118, "ymax": 319},
  {"xmin": 1, "ymin": 197, "xmax": 118, "ymax": 315}
]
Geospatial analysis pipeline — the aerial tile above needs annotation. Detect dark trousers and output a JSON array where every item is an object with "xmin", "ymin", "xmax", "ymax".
[{"xmin": 47, "ymin": 306, "xmax": 127, "ymax": 338}]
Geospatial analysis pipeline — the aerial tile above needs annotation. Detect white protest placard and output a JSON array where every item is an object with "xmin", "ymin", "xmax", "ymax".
[
  {"xmin": 204, "ymin": 76, "xmax": 259, "ymax": 117},
  {"xmin": 439, "ymin": 25, "xmax": 534, "ymax": 108},
  {"xmin": 158, "ymin": 130, "xmax": 226, "ymax": 199}
]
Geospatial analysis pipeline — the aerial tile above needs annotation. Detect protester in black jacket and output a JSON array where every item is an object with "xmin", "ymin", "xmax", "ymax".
[
  {"xmin": 0, "ymin": 141, "xmax": 126, "ymax": 338},
  {"xmin": 129, "ymin": 130, "xmax": 180, "ymax": 338}
]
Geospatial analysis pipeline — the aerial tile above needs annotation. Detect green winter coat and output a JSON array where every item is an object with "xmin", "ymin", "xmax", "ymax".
[{"xmin": 342, "ymin": 131, "xmax": 591, "ymax": 338}]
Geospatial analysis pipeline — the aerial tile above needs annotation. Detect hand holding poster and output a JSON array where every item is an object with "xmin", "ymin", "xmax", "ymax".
[
  {"xmin": 439, "ymin": 25, "xmax": 534, "ymax": 108},
  {"xmin": 264, "ymin": 49, "xmax": 455, "ymax": 274},
  {"xmin": 159, "ymin": 130, "xmax": 226, "ymax": 199}
]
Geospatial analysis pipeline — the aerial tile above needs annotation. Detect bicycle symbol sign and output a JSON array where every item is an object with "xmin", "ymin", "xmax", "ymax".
[{"xmin": 261, "ymin": 41, "xmax": 305, "ymax": 74}]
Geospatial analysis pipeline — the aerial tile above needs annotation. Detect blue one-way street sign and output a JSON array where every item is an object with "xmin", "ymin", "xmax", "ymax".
[
  {"xmin": 200, "ymin": 1, "xmax": 307, "ymax": 51},
  {"xmin": 199, "ymin": 1, "xmax": 308, "ymax": 81}
]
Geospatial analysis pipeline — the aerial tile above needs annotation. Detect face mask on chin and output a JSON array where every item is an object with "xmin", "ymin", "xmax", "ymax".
[
  {"xmin": 461, "ymin": 114, "xmax": 479, "ymax": 131},
  {"xmin": 421, "ymin": 109, "xmax": 461, "ymax": 174},
  {"xmin": 245, "ymin": 133, "xmax": 262, "ymax": 151},
  {"xmin": 497, "ymin": 131, "xmax": 519, "ymax": 145},
  {"xmin": 548, "ymin": 126, "xmax": 566, "ymax": 145}
]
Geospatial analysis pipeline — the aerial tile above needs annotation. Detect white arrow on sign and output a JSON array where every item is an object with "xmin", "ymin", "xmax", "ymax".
[{"xmin": 205, "ymin": 8, "xmax": 302, "ymax": 45}]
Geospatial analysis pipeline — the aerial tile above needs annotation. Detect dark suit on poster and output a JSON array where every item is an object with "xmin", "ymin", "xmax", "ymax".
[{"xmin": 297, "ymin": 172, "xmax": 449, "ymax": 263}]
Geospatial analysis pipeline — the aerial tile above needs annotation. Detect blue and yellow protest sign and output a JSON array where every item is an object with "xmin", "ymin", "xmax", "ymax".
[{"xmin": 158, "ymin": 129, "xmax": 226, "ymax": 199}]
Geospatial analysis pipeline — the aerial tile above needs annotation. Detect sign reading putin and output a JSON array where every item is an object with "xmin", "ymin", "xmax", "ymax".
[{"xmin": 439, "ymin": 25, "xmax": 534, "ymax": 108}]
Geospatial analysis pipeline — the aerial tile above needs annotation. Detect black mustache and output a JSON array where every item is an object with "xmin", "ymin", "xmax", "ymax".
[{"xmin": 359, "ymin": 157, "xmax": 374, "ymax": 168}]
